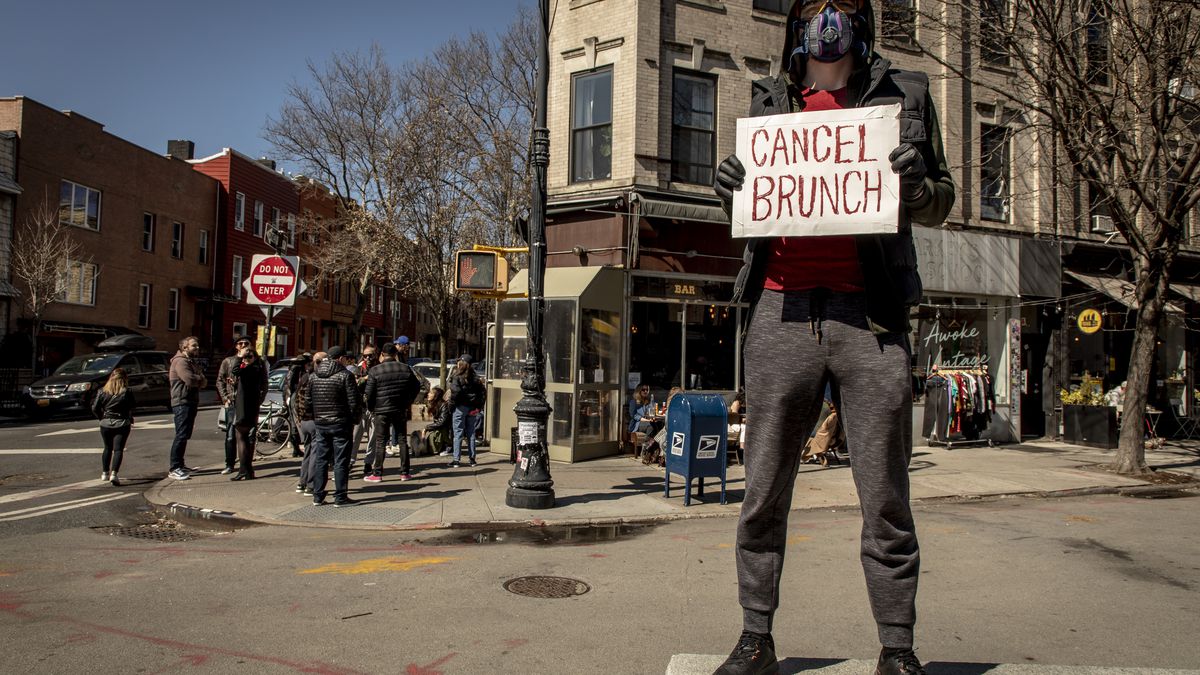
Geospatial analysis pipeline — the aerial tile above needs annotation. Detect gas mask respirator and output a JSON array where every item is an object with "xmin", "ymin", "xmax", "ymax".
[{"xmin": 792, "ymin": 1, "xmax": 867, "ymax": 64}]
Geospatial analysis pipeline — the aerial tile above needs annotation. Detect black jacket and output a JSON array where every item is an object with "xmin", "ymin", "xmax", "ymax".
[
  {"xmin": 92, "ymin": 389, "xmax": 136, "ymax": 428},
  {"xmin": 305, "ymin": 358, "xmax": 361, "ymax": 426},
  {"xmin": 425, "ymin": 402, "xmax": 452, "ymax": 432},
  {"xmin": 729, "ymin": 0, "xmax": 955, "ymax": 335},
  {"xmin": 364, "ymin": 360, "xmax": 422, "ymax": 414},
  {"xmin": 449, "ymin": 372, "xmax": 486, "ymax": 409},
  {"xmin": 232, "ymin": 358, "xmax": 268, "ymax": 426}
]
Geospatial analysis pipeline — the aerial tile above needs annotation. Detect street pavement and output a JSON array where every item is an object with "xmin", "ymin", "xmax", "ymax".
[{"xmin": 143, "ymin": 431, "xmax": 1200, "ymax": 531}]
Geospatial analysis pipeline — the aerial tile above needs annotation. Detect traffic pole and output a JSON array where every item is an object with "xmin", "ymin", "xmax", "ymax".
[{"xmin": 505, "ymin": 0, "xmax": 555, "ymax": 509}]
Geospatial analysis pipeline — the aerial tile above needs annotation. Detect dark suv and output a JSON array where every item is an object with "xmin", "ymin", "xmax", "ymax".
[{"xmin": 23, "ymin": 334, "xmax": 172, "ymax": 418}]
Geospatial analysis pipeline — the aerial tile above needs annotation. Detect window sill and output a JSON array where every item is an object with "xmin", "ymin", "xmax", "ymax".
[{"xmin": 678, "ymin": 0, "xmax": 726, "ymax": 13}]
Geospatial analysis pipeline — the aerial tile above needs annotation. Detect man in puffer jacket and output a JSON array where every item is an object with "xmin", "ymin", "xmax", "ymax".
[
  {"xmin": 363, "ymin": 343, "xmax": 422, "ymax": 482},
  {"xmin": 304, "ymin": 346, "xmax": 360, "ymax": 507}
]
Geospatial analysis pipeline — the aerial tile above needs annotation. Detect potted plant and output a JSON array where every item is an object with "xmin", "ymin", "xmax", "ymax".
[{"xmin": 1060, "ymin": 376, "xmax": 1118, "ymax": 449}]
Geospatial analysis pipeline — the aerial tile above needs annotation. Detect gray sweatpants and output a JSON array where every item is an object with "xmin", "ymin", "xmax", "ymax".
[{"xmin": 737, "ymin": 289, "xmax": 920, "ymax": 649}]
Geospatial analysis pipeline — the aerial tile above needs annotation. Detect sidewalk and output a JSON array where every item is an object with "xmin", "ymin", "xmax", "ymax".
[{"xmin": 145, "ymin": 437, "xmax": 1199, "ymax": 531}]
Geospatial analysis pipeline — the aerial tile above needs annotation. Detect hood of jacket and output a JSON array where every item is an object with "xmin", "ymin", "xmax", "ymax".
[
  {"xmin": 781, "ymin": 0, "xmax": 877, "ymax": 86},
  {"xmin": 314, "ymin": 358, "xmax": 343, "ymax": 379},
  {"xmin": 171, "ymin": 351, "xmax": 191, "ymax": 365}
]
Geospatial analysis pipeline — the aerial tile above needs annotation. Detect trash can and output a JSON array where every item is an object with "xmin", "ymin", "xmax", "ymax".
[{"xmin": 663, "ymin": 393, "xmax": 728, "ymax": 506}]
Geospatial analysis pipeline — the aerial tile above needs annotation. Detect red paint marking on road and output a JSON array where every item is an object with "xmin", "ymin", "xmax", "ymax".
[
  {"xmin": 119, "ymin": 559, "xmax": 140, "ymax": 564},
  {"xmin": 287, "ymin": 603, "xmax": 302, "ymax": 613},
  {"xmin": 405, "ymin": 653, "xmax": 456, "ymax": 675},
  {"xmin": 93, "ymin": 571, "xmax": 115, "ymax": 579},
  {"xmin": 0, "ymin": 603, "xmax": 368, "ymax": 675},
  {"xmin": 502, "ymin": 639, "xmax": 528, "ymax": 649},
  {"xmin": 65, "ymin": 632, "xmax": 97, "ymax": 644},
  {"xmin": 587, "ymin": 553, "xmax": 608, "ymax": 558}
]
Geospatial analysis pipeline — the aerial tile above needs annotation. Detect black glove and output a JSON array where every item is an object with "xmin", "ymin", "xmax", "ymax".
[
  {"xmin": 714, "ymin": 154, "xmax": 746, "ymax": 214},
  {"xmin": 889, "ymin": 143, "xmax": 928, "ymax": 201}
]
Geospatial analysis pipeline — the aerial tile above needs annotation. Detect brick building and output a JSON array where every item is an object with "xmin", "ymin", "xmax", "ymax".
[
  {"xmin": 188, "ymin": 147, "xmax": 302, "ymax": 359},
  {"xmin": 0, "ymin": 97, "xmax": 218, "ymax": 374}
]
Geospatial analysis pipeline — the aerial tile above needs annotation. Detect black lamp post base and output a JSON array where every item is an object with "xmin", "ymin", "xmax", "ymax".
[{"xmin": 505, "ymin": 486, "xmax": 555, "ymax": 510}]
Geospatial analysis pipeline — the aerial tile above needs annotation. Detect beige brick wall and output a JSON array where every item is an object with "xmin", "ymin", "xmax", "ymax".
[{"xmin": 546, "ymin": 0, "xmax": 1079, "ymax": 242}]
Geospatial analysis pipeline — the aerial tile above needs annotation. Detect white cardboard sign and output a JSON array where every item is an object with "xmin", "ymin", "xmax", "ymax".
[{"xmin": 731, "ymin": 103, "xmax": 901, "ymax": 238}]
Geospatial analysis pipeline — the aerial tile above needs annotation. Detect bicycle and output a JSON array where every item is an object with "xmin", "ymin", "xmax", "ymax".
[{"xmin": 254, "ymin": 402, "xmax": 293, "ymax": 456}]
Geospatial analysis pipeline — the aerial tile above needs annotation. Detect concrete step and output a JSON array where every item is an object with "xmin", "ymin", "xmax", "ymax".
[{"xmin": 666, "ymin": 655, "xmax": 1200, "ymax": 675}]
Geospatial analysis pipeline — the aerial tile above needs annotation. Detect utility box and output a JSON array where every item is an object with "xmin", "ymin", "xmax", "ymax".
[{"xmin": 663, "ymin": 393, "xmax": 728, "ymax": 505}]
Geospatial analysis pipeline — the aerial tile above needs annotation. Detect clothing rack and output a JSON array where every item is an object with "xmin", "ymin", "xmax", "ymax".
[{"xmin": 925, "ymin": 367, "xmax": 997, "ymax": 450}]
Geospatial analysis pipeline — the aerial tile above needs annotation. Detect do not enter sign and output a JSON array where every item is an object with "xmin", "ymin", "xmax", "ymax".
[{"xmin": 243, "ymin": 254, "xmax": 305, "ymax": 307}]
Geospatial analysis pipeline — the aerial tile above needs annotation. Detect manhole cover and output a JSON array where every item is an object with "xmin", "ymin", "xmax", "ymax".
[
  {"xmin": 503, "ymin": 575, "xmax": 590, "ymax": 599},
  {"xmin": 90, "ymin": 523, "xmax": 210, "ymax": 543}
]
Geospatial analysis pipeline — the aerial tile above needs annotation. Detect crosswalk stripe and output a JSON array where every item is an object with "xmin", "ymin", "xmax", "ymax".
[
  {"xmin": 0, "ymin": 492, "xmax": 134, "ymax": 522},
  {"xmin": 0, "ymin": 448, "xmax": 102, "ymax": 455},
  {"xmin": 0, "ymin": 492, "xmax": 123, "ymax": 518},
  {"xmin": 0, "ymin": 479, "xmax": 101, "ymax": 505}
]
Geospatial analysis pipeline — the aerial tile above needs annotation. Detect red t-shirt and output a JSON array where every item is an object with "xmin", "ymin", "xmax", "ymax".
[{"xmin": 763, "ymin": 86, "xmax": 865, "ymax": 292}]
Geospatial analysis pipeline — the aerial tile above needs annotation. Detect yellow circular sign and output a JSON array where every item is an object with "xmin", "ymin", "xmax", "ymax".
[{"xmin": 1077, "ymin": 308, "xmax": 1102, "ymax": 334}]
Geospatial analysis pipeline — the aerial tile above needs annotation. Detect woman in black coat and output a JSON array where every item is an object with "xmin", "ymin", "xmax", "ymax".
[
  {"xmin": 92, "ymin": 367, "xmax": 136, "ymax": 486},
  {"xmin": 230, "ymin": 347, "xmax": 268, "ymax": 481}
]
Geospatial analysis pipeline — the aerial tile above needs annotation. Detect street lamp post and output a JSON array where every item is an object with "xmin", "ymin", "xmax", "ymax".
[
  {"xmin": 262, "ymin": 222, "xmax": 287, "ymax": 345},
  {"xmin": 505, "ymin": 0, "xmax": 555, "ymax": 509}
]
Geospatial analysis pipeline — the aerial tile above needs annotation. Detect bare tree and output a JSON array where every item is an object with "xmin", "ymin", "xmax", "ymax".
[
  {"xmin": 265, "ymin": 46, "xmax": 406, "ymax": 345},
  {"xmin": 11, "ymin": 198, "xmax": 85, "ymax": 371},
  {"xmin": 909, "ymin": 1, "xmax": 1200, "ymax": 475}
]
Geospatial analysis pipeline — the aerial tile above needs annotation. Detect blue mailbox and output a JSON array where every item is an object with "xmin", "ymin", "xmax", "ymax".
[{"xmin": 663, "ymin": 393, "xmax": 728, "ymax": 506}]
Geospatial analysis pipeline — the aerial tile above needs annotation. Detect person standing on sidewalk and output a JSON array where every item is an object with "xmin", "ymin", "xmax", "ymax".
[
  {"xmin": 363, "ymin": 343, "xmax": 422, "ymax": 482},
  {"xmin": 295, "ymin": 351, "xmax": 324, "ymax": 496},
  {"xmin": 229, "ymin": 345, "xmax": 268, "ymax": 481},
  {"xmin": 447, "ymin": 355, "xmax": 485, "ymax": 468},
  {"xmin": 351, "ymin": 346, "xmax": 378, "ymax": 461},
  {"xmin": 388, "ymin": 336, "xmax": 428, "ymax": 456},
  {"xmin": 92, "ymin": 367, "xmax": 135, "ymax": 487},
  {"xmin": 168, "ymin": 336, "xmax": 208, "ymax": 480},
  {"xmin": 282, "ymin": 353, "xmax": 311, "ymax": 458},
  {"xmin": 217, "ymin": 335, "xmax": 251, "ymax": 475},
  {"xmin": 710, "ymin": 2, "xmax": 955, "ymax": 674},
  {"xmin": 305, "ymin": 346, "xmax": 361, "ymax": 507}
]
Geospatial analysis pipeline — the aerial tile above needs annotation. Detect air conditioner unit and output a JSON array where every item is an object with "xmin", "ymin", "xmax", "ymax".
[{"xmin": 1091, "ymin": 214, "xmax": 1115, "ymax": 233}]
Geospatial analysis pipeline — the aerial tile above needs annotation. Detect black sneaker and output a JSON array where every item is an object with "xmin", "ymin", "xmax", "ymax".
[
  {"xmin": 876, "ymin": 648, "xmax": 925, "ymax": 675},
  {"xmin": 333, "ymin": 497, "xmax": 357, "ymax": 508},
  {"xmin": 713, "ymin": 631, "xmax": 778, "ymax": 675},
  {"xmin": 447, "ymin": 461, "xmax": 461, "ymax": 468},
  {"xmin": 312, "ymin": 498, "xmax": 325, "ymax": 506}
]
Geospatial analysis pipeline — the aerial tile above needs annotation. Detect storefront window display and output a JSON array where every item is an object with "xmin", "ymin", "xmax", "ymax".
[{"xmin": 912, "ymin": 299, "xmax": 992, "ymax": 405}]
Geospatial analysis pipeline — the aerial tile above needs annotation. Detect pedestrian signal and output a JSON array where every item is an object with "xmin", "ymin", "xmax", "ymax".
[{"xmin": 455, "ymin": 250, "xmax": 509, "ymax": 294}]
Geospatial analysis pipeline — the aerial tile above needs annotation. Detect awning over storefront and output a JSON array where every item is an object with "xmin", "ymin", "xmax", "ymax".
[
  {"xmin": 913, "ymin": 226, "xmax": 1020, "ymax": 296},
  {"xmin": 40, "ymin": 321, "xmax": 136, "ymax": 337},
  {"xmin": 635, "ymin": 196, "xmax": 729, "ymax": 225},
  {"xmin": 1168, "ymin": 282, "xmax": 1200, "ymax": 304},
  {"xmin": 1064, "ymin": 270, "xmax": 1185, "ymax": 313},
  {"xmin": 0, "ymin": 174, "xmax": 21, "ymax": 195},
  {"xmin": 508, "ymin": 266, "xmax": 609, "ymax": 299}
]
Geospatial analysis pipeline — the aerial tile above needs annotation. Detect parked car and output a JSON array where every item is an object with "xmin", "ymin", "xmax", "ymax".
[
  {"xmin": 23, "ymin": 334, "xmax": 171, "ymax": 418},
  {"xmin": 412, "ymin": 361, "xmax": 446, "ymax": 385}
]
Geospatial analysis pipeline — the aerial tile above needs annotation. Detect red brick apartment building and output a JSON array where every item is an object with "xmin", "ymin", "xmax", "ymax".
[
  {"xmin": 188, "ymin": 147, "xmax": 301, "ymax": 358},
  {"xmin": 0, "ymin": 97, "xmax": 217, "ymax": 374}
]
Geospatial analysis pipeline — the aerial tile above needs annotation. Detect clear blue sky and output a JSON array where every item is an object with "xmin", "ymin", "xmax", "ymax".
[{"xmin": 1, "ymin": 0, "xmax": 527, "ymax": 163}]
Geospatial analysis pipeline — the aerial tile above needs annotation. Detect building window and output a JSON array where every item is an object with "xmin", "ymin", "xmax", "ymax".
[
  {"xmin": 980, "ymin": 124, "xmax": 1011, "ymax": 222},
  {"xmin": 980, "ymin": 0, "xmax": 1009, "ymax": 66},
  {"xmin": 671, "ymin": 71, "xmax": 717, "ymax": 186},
  {"xmin": 167, "ymin": 288, "xmax": 180, "ymax": 331},
  {"xmin": 142, "ymin": 213, "xmax": 155, "ymax": 252},
  {"xmin": 235, "ymin": 192, "xmax": 245, "ymax": 231},
  {"xmin": 171, "ymin": 221, "xmax": 184, "ymax": 259},
  {"xmin": 571, "ymin": 68, "xmax": 613, "ymax": 183},
  {"xmin": 271, "ymin": 207, "xmax": 281, "ymax": 239},
  {"xmin": 61, "ymin": 260, "xmax": 97, "ymax": 305},
  {"xmin": 287, "ymin": 213, "xmax": 296, "ymax": 247},
  {"xmin": 310, "ymin": 320, "xmax": 317, "ymax": 348},
  {"xmin": 298, "ymin": 318, "xmax": 306, "ymax": 350},
  {"xmin": 1086, "ymin": 2, "xmax": 1110, "ymax": 87},
  {"xmin": 752, "ymin": 0, "xmax": 788, "ymax": 12},
  {"xmin": 253, "ymin": 201, "xmax": 264, "ymax": 237},
  {"xmin": 137, "ymin": 283, "xmax": 152, "ymax": 328},
  {"xmin": 881, "ymin": 0, "xmax": 916, "ymax": 44},
  {"xmin": 232, "ymin": 322, "xmax": 247, "ymax": 344},
  {"xmin": 231, "ymin": 255, "xmax": 243, "ymax": 299},
  {"xmin": 59, "ymin": 180, "xmax": 101, "ymax": 230},
  {"xmin": 199, "ymin": 229, "xmax": 209, "ymax": 264}
]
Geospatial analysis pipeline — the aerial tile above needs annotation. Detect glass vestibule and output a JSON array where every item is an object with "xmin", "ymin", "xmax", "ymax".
[{"xmin": 489, "ymin": 267, "xmax": 624, "ymax": 463}]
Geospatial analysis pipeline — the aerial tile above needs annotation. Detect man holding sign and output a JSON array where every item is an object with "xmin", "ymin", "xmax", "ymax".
[{"xmin": 712, "ymin": 2, "xmax": 954, "ymax": 674}]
